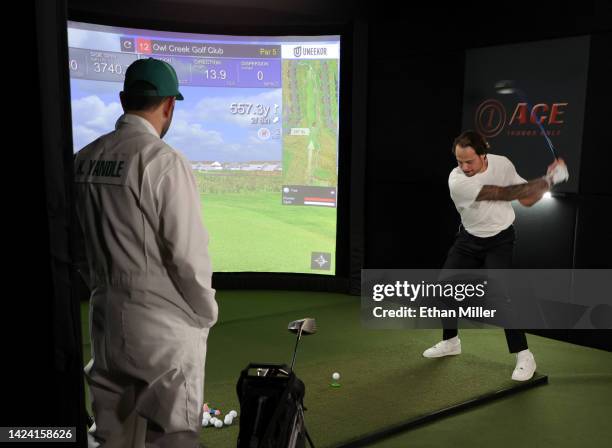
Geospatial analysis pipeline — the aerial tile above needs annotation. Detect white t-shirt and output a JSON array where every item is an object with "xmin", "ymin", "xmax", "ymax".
[{"xmin": 448, "ymin": 153, "xmax": 526, "ymax": 238}]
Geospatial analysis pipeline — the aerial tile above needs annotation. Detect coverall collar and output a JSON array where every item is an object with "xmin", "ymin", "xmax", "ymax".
[{"xmin": 116, "ymin": 113, "xmax": 160, "ymax": 138}]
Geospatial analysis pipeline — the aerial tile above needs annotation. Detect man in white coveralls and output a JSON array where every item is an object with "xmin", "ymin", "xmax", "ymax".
[
  {"xmin": 422, "ymin": 130, "xmax": 568, "ymax": 381},
  {"xmin": 74, "ymin": 58, "xmax": 218, "ymax": 447}
]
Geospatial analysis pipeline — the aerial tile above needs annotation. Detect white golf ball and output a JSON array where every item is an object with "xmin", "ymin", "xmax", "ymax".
[
  {"xmin": 224, "ymin": 415, "xmax": 233, "ymax": 425},
  {"xmin": 332, "ymin": 372, "xmax": 340, "ymax": 381},
  {"xmin": 229, "ymin": 410, "xmax": 238, "ymax": 418},
  {"xmin": 202, "ymin": 419, "xmax": 210, "ymax": 427},
  {"xmin": 214, "ymin": 420, "xmax": 223, "ymax": 428}
]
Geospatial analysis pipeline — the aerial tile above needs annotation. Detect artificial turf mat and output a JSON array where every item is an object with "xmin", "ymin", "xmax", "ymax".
[{"xmin": 81, "ymin": 291, "xmax": 547, "ymax": 447}]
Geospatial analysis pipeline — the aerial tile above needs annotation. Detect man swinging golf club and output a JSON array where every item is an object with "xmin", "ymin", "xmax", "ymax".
[{"xmin": 422, "ymin": 130, "xmax": 568, "ymax": 381}]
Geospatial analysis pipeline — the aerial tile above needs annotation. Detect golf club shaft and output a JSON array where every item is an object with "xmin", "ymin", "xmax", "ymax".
[
  {"xmin": 289, "ymin": 327, "xmax": 303, "ymax": 372},
  {"xmin": 515, "ymin": 90, "xmax": 559, "ymax": 160}
]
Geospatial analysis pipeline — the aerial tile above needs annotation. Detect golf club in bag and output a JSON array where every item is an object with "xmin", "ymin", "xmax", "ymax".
[{"xmin": 236, "ymin": 318, "xmax": 316, "ymax": 448}]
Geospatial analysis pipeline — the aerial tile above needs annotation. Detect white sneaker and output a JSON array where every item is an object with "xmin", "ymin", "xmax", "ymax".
[
  {"xmin": 512, "ymin": 350, "xmax": 536, "ymax": 381},
  {"xmin": 422, "ymin": 337, "xmax": 461, "ymax": 358}
]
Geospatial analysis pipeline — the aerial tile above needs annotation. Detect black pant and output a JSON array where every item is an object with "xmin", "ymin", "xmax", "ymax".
[{"xmin": 441, "ymin": 225, "xmax": 527, "ymax": 353}]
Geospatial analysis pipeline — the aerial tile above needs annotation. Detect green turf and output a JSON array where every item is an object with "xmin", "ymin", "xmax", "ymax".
[
  {"xmin": 202, "ymin": 192, "xmax": 336, "ymax": 274},
  {"xmin": 198, "ymin": 294, "xmax": 546, "ymax": 447},
  {"xmin": 370, "ymin": 331, "xmax": 612, "ymax": 448},
  {"xmin": 77, "ymin": 291, "xmax": 612, "ymax": 448}
]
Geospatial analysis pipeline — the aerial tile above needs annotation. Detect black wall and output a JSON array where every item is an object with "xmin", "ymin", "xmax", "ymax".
[
  {"xmin": 8, "ymin": 0, "xmax": 87, "ymax": 439},
  {"xmin": 365, "ymin": 47, "xmax": 464, "ymax": 268}
]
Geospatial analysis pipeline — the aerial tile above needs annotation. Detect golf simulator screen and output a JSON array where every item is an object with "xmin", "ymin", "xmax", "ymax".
[{"xmin": 67, "ymin": 21, "xmax": 340, "ymax": 275}]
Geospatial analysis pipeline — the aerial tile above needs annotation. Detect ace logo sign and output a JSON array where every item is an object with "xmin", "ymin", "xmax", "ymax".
[
  {"xmin": 462, "ymin": 36, "xmax": 589, "ymax": 193},
  {"xmin": 475, "ymin": 99, "xmax": 569, "ymax": 138}
]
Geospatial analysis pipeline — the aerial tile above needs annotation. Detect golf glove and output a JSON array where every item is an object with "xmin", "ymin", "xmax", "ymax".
[{"xmin": 547, "ymin": 162, "xmax": 569, "ymax": 185}]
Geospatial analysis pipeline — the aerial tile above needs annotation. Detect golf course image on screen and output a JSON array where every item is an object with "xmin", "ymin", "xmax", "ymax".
[{"xmin": 68, "ymin": 21, "xmax": 340, "ymax": 274}]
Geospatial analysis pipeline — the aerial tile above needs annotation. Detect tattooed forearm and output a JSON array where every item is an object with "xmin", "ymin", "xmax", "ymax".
[{"xmin": 476, "ymin": 178, "xmax": 549, "ymax": 202}]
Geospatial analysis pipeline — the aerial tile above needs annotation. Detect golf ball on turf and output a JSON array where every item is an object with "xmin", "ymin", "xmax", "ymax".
[
  {"xmin": 332, "ymin": 372, "xmax": 340, "ymax": 381},
  {"xmin": 229, "ymin": 410, "xmax": 238, "ymax": 418},
  {"xmin": 224, "ymin": 415, "xmax": 233, "ymax": 425},
  {"xmin": 214, "ymin": 420, "xmax": 223, "ymax": 428}
]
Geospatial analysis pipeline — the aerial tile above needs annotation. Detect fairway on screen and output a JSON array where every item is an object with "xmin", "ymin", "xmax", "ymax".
[{"xmin": 68, "ymin": 21, "xmax": 340, "ymax": 275}]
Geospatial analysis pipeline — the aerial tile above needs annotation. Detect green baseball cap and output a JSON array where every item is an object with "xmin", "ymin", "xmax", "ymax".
[{"xmin": 122, "ymin": 58, "xmax": 184, "ymax": 100}]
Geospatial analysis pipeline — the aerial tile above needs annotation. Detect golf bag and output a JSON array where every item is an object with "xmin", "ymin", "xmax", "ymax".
[{"xmin": 236, "ymin": 363, "xmax": 314, "ymax": 448}]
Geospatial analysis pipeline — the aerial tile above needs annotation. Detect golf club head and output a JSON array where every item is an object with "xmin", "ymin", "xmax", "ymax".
[
  {"xmin": 288, "ymin": 318, "xmax": 317, "ymax": 335},
  {"xmin": 494, "ymin": 80, "xmax": 517, "ymax": 95},
  {"xmin": 288, "ymin": 318, "xmax": 317, "ymax": 372}
]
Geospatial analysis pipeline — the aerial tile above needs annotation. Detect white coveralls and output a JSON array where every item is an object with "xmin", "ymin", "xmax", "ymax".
[{"xmin": 74, "ymin": 114, "xmax": 218, "ymax": 447}]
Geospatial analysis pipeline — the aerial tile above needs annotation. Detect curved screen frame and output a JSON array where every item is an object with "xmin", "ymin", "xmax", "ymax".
[{"xmin": 66, "ymin": 8, "xmax": 366, "ymax": 293}]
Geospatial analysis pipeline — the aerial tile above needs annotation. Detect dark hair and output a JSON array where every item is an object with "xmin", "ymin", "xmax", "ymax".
[
  {"xmin": 452, "ymin": 130, "xmax": 490, "ymax": 155},
  {"xmin": 120, "ymin": 81, "xmax": 168, "ymax": 112}
]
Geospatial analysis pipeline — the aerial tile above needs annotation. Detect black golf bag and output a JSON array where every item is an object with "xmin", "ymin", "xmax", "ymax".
[{"xmin": 236, "ymin": 363, "xmax": 314, "ymax": 448}]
